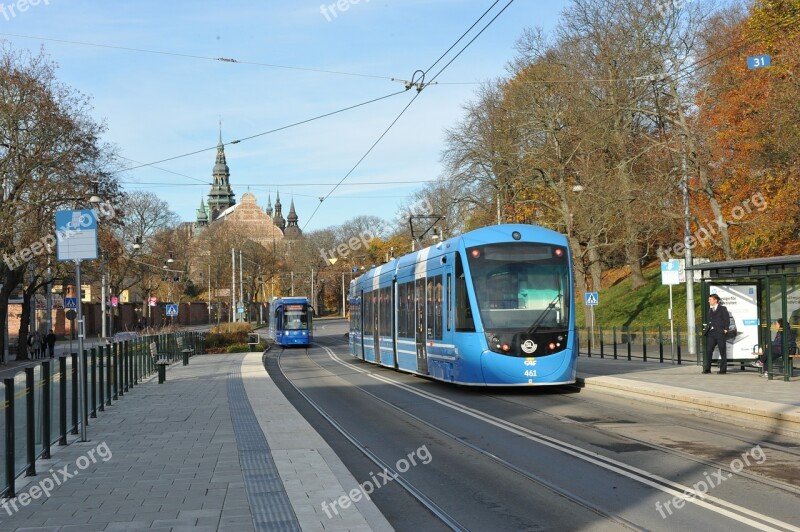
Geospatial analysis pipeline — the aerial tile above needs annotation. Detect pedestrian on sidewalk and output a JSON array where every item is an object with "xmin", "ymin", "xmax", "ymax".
[
  {"xmin": 703, "ymin": 294, "xmax": 730, "ymax": 374},
  {"xmin": 754, "ymin": 319, "xmax": 797, "ymax": 375},
  {"xmin": 26, "ymin": 332, "xmax": 35, "ymax": 358},
  {"xmin": 46, "ymin": 329, "xmax": 57, "ymax": 358},
  {"xmin": 33, "ymin": 331, "xmax": 43, "ymax": 359}
]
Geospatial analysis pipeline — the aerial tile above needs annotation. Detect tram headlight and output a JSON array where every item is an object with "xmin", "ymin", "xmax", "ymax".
[
  {"xmin": 548, "ymin": 342, "xmax": 557, "ymax": 350},
  {"xmin": 501, "ymin": 343, "xmax": 510, "ymax": 352}
]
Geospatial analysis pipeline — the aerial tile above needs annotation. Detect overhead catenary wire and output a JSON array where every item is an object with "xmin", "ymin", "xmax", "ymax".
[
  {"xmin": 302, "ymin": 0, "xmax": 516, "ymax": 229},
  {"xmin": 114, "ymin": 89, "xmax": 408, "ymax": 174},
  {"xmin": 0, "ymin": 31, "xmax": 395, "ymax": 81},
  {"xmin": 119, "ymin": 179, "xmax": 439, "ymax": 187}
]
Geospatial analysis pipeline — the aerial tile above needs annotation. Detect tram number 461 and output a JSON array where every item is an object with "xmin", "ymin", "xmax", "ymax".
[{"xmin": 524, "ymin": 370, "xmax": 537, "ymax": 378}]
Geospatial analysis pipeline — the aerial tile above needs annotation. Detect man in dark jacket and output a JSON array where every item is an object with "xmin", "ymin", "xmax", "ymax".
[
  {"xmin": 703, "ymin": 294, "xmax": 731, "ymax": 374},
  {"xmin": 45, "ymin": 329, "xmax": 56, "ymax": 358}
]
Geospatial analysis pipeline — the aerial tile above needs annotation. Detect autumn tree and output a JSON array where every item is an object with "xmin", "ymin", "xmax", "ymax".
[{"xmin": 0, "ymin": 43, "xmax": 116, "ymax": 360}]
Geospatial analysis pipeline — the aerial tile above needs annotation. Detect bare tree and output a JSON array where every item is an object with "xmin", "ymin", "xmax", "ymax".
[{"xmin": 0, "ymin": 43, "xmax": 116, "ymax": 360}]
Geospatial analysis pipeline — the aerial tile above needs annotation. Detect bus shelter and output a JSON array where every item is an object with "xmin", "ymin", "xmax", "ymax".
[{"xmin": 687, "ymin": 255, "xmax": 800, "ymax": 381}]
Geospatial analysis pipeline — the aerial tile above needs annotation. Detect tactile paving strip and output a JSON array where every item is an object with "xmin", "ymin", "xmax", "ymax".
[{"xmin": 228, "ymin": 365, "xmax": 301, "ymax": 532}]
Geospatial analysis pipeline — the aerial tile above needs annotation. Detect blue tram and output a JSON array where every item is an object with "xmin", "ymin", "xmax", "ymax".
[
  {"xmin": 348, "ymin": 224, "xmax": 577, "ymax": 386},
  {"xmin": 269, "ymin": 297, "xmax": 313, "ymax": 347}
]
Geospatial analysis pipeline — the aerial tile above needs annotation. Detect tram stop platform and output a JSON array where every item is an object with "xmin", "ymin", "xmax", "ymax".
[
  {"xmin": 0, "ymin": 352, "xmax": 390, "ymax": 532},
  {"xmin": 1, "ymin": 350, "xmax": 798, "ymax": 531},
  {"xmin": 576, "ymin": 354, "xmax": 800, "ymax": 438}
]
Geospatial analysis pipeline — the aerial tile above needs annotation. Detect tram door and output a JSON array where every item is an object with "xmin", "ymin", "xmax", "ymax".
[
  {"xmin": 373, "ymin": 289, "xmax": 381, "ymax": 365},
  {"xmin": 360, "ymin": 291, "xmax": 366, "ymax": 360},
  {"xmin": 415, "ymin": 278, "xmax": 428, "ymax": 374},
  {"xmin": 392, "ymin": 280, "xmax": 399, "ymax": 370}
]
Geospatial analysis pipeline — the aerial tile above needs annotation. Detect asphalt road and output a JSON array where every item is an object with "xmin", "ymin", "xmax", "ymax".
[{"xmin": 267, "ymin": 319, "xmax": 800, "ymax": 531}]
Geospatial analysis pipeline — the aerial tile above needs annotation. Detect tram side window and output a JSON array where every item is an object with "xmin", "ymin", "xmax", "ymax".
[
  {"xmin": 379, "ymin": 287, "xmax": 388, "ymax": 337},
  {"xmin": 455, "ymin": 253, "xmax": 476, "ymax": 332},
  {"xmin": 434, "ymin": 275, "xmax": 443, "ymax": 340},
  {"xmin": 385, "ymin": 287, "xmax": 392, "ymax": 336},
  {"xmin": 406, "ymin": 282, "xmax": 414, "ymax": 337},
  {"xmin": 427, "ymin": 277, "xmax": 435, "ymax": 339},
  {"xmin": 398, "ymin": 283, "xmax": 409, "ymax": 337},
  {"xmin": 364, "ymin": 292, "xmax": 371, "ymax": 335},
  {"xmin": 446, "ymin": 273, "xmax": 452, "ymax": 331}
]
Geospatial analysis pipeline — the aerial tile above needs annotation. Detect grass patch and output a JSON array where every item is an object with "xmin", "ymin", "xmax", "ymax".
[{"xmin": 575, "ymin": 263, "xmax": 702, "ymax": 329}]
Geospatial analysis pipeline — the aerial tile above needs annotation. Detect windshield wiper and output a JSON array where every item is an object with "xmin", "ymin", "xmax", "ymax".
[{"xmin": 527, "ymin": 293, "xmax": 561, "ymax": 335}]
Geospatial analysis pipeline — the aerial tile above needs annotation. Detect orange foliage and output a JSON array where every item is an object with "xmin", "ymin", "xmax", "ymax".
[{"xmin": 695, "ymin": 0, "xmax": 800, "ymax": 258}]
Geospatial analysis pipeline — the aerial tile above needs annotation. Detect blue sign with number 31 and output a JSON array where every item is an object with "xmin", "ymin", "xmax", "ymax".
[{"xmin": 747, "ymin": 55, "xmax": 771, "ymax": 69}]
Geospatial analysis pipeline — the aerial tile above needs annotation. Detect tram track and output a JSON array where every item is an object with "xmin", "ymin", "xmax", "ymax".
[
  {"xmin": 478, "ymin": 390, "xmax": 800, "ymax": 496},
  {"xmin": 272, "ymin": 346, "xmax": 469, "ymax": 532},
  {"xmin": 290, "ymin": 340, "xmax": 647, "ymax": 531},
  {"xmin": 326, "ymin": 331, "xmax": 800, "ymax": 494},
  {"xmin": 305, "ymin": 333, "xmax": 800, "ymax": 532}
]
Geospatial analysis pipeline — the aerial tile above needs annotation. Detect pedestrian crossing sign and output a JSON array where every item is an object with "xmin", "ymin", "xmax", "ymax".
[
  {"xmin": 65, "ymin": 297, "xmax": 77, "ymax": 309},
  {"xmin": 166, "ymin": 304, "xmax": 178, "ymax": 317},
  {"xmin": 585, "ymin": 292, "xmax": 599, "ymax": 306}
]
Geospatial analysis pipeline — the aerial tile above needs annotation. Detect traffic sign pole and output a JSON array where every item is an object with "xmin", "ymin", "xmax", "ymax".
[{"xmin": 75, "ymin": 259, "xmax": 87, "ymax": 442}]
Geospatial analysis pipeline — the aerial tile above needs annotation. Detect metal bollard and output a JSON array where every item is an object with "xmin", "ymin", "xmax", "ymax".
[
  {"xmin": 5, "ymin": 377, "xmax": 16, "ymax": 498},
  {"xmin": 157, "ymin": 363, "xmax": 166, "ymax": 384},
  {"xmin": 90, "ymin": 348, "xmax": 97, "ymax": 418},
  {"xmin": 99, "ymin": 349, "xmax": 105, "ymax": 412},
  {"xmin": 59, "ymin": 356, "xmax": 67, "ymax": 446},
  {"xmin": 71, "ymin": 353, "xmax": 78, "ymax": 435},
  {"xmin": 42, "ymin": 361, "xmax": 52, "ymax": 459},
  {"xmin": 25, "ymin": 367, "xmax": 36, "ymax": 477},
  {"xmin": 183, "ymin": 350, "xmax": 189, "ymax": 366}
]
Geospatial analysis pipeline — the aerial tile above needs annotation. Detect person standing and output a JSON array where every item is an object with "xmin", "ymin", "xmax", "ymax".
[
  {"xmin": 27, "ymin": 332, "xmax": 35, "ymax": 358},
  {"xmin": 703, "ymin": 294, "xmax": 731, "ymax": 374},
  {"xmin": 46, "ymin": 329, "xmax": 57, "ymax": 358},
  {"xmin": 33, "ymin": 332, "xmax": 43, "ymax": 359}
]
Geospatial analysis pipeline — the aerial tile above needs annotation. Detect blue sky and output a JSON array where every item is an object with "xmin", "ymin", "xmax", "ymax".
[{"xmin": 1, "ymin": 0, "xmax": 567, "ymax": 231}]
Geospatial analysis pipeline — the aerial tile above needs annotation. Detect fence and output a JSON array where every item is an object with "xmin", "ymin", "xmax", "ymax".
[
  {"xmin": 0, "ymin": 331, "xmax": 204, "ymax": 498},
  {"xmin": 577, "ymin": 326, "xmax": 704, "ymax": 364}
]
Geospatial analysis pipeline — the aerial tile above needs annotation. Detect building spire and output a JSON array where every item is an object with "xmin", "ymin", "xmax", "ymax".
[
  {"xmin": 273, "ymin": 190, "xmax": 285, "ymax": 231},
  {"xmin": 207, "ymin": 125, "xmax": 235, "ymax": 219},
  {"xmin": 283, "ymin": 196, "xmax": 302, "ymax": 239}
]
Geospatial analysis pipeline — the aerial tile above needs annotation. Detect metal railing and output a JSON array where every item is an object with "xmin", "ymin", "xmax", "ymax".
[
  {"xmin": 0, "ymin": 331, "xmax": 204, "ymax": 498},
  {"xmin": 578, "ymin": 326, "xmax": 701, "ymax": 364}
]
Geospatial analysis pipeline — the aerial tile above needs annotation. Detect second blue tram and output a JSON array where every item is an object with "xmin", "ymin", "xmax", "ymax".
[
  {"xmin": 348, "ymin": 224, "xmax": 577, "ymax": 386},
  {"xmin": 269, "ymin": 297, "xmax": 313, "ymax": 346}
]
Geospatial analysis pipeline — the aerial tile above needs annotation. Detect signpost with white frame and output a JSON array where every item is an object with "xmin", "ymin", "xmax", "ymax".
[
  {"xmin": 56, "ymin": 209, "xmax": 98, "ymax": 442},
  {"xmin": 661, "ymin": 260, "xmax": 681, "ymax": 364}
]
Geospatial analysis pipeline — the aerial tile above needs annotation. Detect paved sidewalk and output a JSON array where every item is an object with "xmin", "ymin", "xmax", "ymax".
[
  {"xmin": 576, "ymin": 355, "xmax": 800, "ymax": 436},
  {"xmin": 0, "ymin": 353, "xmax": 390, "ymax": 532}
]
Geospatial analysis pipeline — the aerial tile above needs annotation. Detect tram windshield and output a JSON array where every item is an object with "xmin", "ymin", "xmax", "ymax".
[
  {"xmin": 466, "ymin": 243, "xmax": 570, "ymax": 331},
  {"xmin": 283, "ymin": 304, "xmax": 309, "ymax": 330}
]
